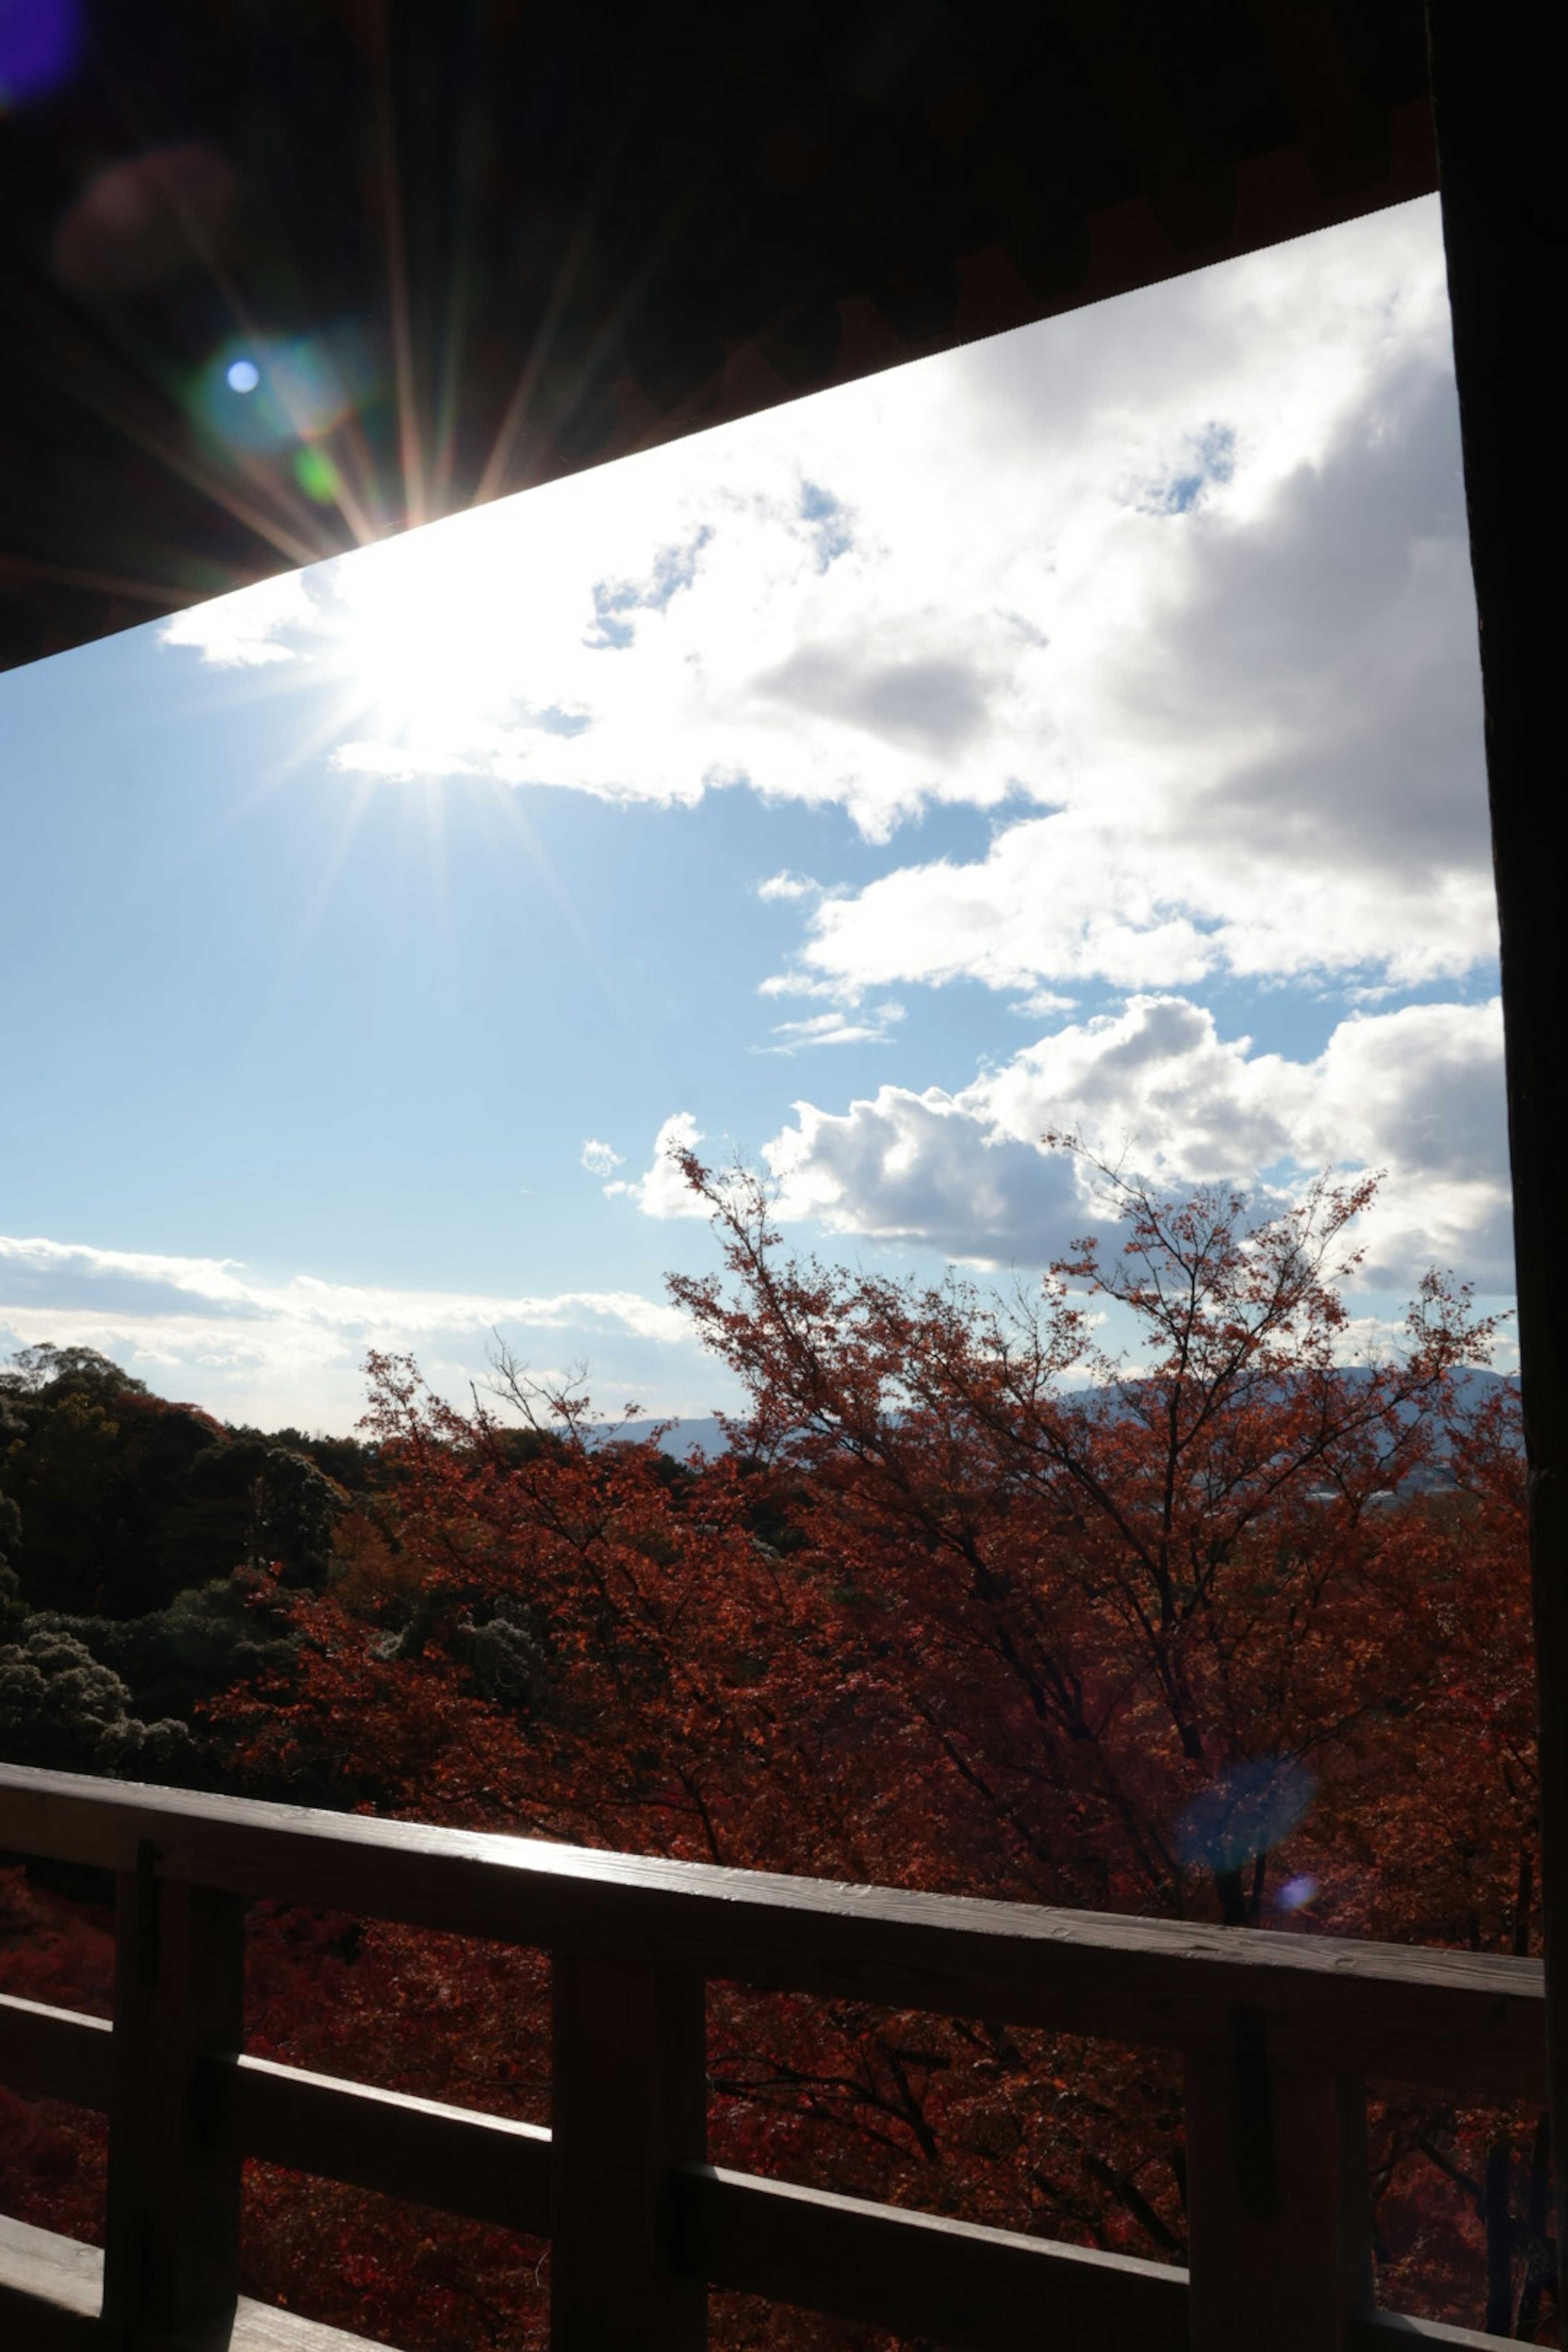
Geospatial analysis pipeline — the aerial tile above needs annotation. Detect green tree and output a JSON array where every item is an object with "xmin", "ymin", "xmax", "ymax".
[{"xmin": 0, "ymin": 1626, "xmax": 196, "ymax": 1780}]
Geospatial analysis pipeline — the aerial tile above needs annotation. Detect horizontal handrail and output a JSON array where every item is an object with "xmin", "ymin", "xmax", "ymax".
[
  {"xmin": 0, "ymin": 2205, "xmax": 1507, "ymax": 2352},
  {"xmin": 678, "ymin": 2164, "xmax": 1189, "ymax": 2349},
  {"xmin": 0, "ymin": 1995, "xmax": 1517, "ymax": 2352},
  {"xmin": 0, "ymin": 1992, "xmax": 553, "ymax": 2232},
  {"xmin": 0, "ymin": 1988, "xmax": 1188, "ymax": 2345},
  {"xmin": 215, "ymin": 2051, "xmax": 553, "ymax": 2234},
  {"xmin": 0, "ymin": 1985, "xmax": 1187, "ymax": 2349},
  {"xmin": 0, "ymin": 1990, "xmax": 111, "ymax": 2109},
  {"xmin": 0, "ymin": 1764, "xmax": 1545, "ymax": 2094},
  {"xmin": 0, "ymin": 1763, "xmax": 1545, "ymax": 2350}
]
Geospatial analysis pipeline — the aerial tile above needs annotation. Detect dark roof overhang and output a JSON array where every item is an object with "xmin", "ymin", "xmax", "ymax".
[{"xmin": 0, "ymin": 0, "xmax": 1435, "ymax": 674}]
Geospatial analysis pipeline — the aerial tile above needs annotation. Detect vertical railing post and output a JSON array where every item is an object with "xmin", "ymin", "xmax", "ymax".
[
  {"xmin": 1185, "ymin": 2014, "xmax": 1372, "ymax": 2350},
  {"xmin": 102, "ymin": 1840, "xmax": 245, "ymax": 2338},
  {"xmin": 550, "ymin": 1953, "xmax": 706, "ymax": 2350},
  {"xmin": 1423, "ymin": 0, "xmax": 1568, "ymax": 2278}
]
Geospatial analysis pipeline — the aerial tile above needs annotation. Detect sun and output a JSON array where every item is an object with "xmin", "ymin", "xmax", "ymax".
[{"xmin": 296, "ymin": 492, "xmax": 589, "ymax": 784}]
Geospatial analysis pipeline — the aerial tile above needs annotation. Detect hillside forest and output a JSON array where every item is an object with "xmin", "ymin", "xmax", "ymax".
[{"xmin": 0, "ymin": 1151, "xmax": 1546, "ymax": 2348}]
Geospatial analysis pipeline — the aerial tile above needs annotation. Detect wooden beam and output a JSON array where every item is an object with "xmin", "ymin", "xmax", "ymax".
[
  {"xmin": 1423, "ymin": 0, "xmax": 1568, "ymax": 2269},
  {"xmin": 101, "ymin": 1856, "xmax": 245, "ymax": 2338},
  {"xmin": 1352, "ymin": 2317, "xmax": 1510, "ymax": 2351},
  {"xmin": 0, "ymin": 1768, "xmax": 1546, "ymax": 2096},
  {"xmin": 0, "ymin": 1993, "xmax": 111, "ymax": 2109},
  {"xmin": 550, "ymin": 1956, "xmax": 706, "ymax": 2348},
  {"xmin": 209, "ymin": 2053, "xmax": 552, "ymax": 2235},
  {"xmin": 675, "ymin": 2163, "xmax": 1188, "ymax": 2351},
  {"xmin": 0, "ymin": 1768, "xmax": 1551, "ymax": 2343},
  {"xmin": 1185, "ymin": 2029, "xmax": 1371, "ymax": 2350},
  {"xmin": 0, "ymin": 1991, "xmax": 551, "ymax": 2235}
]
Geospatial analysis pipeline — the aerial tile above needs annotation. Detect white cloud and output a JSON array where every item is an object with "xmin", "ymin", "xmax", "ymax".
[
  {"xmin": 759, "ymin": 1003, "xmax": 904, "ymax": 1055},
  {"xmin": 0, "ymin": 1234, "xmax": 693, "ymax": 1432},
  {"xmin": 766, "ymin": 343, "xmax": 1492, "ymax": 1000},
  {"xmin": 331, "ymin": 740, "xmax": 478, "ymax": 781},
  {"xmin": 1011, "ymin": 990, "xmax": 1079, "ymax": 1020},
  {"xmin": 605, "ymin": 1112, "xmax": 708, "ymax": 1218},
  {"xmin": 755, "ymin": 995, "xmax": 1511, "ymax": 1291},
  {"xmin": 80, "ymin": 196, "xmax": 1504, "ymax": 1421},
  {"xmin": 161, "ymin": 572, "xmax": 319, "ymax": 667},
  {"xmin": 155, "ymin": 202, "xmax": 1489, "ymax": 1003}
]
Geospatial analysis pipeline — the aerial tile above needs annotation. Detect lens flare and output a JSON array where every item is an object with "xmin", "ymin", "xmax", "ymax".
[
  {"xmin": 53, "ymin": 144, "xmax": 247, "ymax": 296},
  {"xmin": 1276, "ymin": 1873, "xmax": 1320, "ymax": 1913},
  {"xmin": 1176, "ymin": 1755, "xmax": 1314, "ymax": 1875},
  {"xmin": 270, "ymin": 340, "xmax": 350, "ymax": 437},
  {"xmin": 194, "ymin": 327, "xmax": 379, "ymax": 455},
  {"xmin": 0, "ymin": 0, "xmax": 81, "ymax": 108},
  {"xmin": 294, "ymin": 446, "xmax": 343, "ymax": 505}
]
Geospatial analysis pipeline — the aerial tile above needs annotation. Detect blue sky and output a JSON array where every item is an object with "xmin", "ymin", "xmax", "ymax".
[{"xmin": 0, "ymin": 194, "xmax": 1510, "ymax": 1430}]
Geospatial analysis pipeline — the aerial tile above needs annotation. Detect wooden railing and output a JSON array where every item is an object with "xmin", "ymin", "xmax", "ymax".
[{"xmin": 0, "ymin": 1764, "xmax": 1544, "ymax": 2350}]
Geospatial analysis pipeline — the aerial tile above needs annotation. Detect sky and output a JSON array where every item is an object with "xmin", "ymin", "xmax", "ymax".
[{"xmin": 0, "ymin": 192, "xmax": 1511, "ymax": 1433}]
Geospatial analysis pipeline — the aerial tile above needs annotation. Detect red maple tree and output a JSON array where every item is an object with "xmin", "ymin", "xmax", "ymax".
[{"xmin": 0, "ymin": 1153, "xmax": 1539, "ymax": 2344}]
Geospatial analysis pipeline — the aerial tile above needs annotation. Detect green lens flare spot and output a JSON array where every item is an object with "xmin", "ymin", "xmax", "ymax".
[{"xmin": 294, "ymin": 446, "xmax": 342, "ymax": 505}]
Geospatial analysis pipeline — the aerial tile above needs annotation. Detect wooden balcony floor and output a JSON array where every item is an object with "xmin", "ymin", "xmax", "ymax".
[{"xmin": 0, "ymin": 2210, "xmax": 380, "ymax": 2352}]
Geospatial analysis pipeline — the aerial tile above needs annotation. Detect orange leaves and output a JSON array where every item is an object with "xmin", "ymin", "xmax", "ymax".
[
  {"xmin": 193, "ymin": 1158, "xmax": 1532, "ymax": 2335},
  {"xmin": 659, "ymin": 1149, "xmax": 1529, "ymax": 1962}
]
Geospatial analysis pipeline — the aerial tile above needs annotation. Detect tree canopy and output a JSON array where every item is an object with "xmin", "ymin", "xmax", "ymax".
[{"xmin": 0, "ymin": 1159, "xmax": 1543, "ymax": 2343}]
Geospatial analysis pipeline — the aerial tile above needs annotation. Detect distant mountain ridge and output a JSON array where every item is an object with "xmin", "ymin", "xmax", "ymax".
[
  {"xmin": 599, "ymin": 1368, "xmax": 1515, "ymax": 1467},
  {"xmin": 591, "ymin": 1416, "xmax": 731, "ymax": 1458}
]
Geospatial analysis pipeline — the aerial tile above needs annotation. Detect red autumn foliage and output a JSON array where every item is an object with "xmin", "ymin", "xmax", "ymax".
[{"xmin": 0, "ymin": 1153, "xmax": 1542, "ymax": 2344}]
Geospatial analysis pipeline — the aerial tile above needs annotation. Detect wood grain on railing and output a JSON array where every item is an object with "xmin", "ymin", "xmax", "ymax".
[
  {"xmin": 0, "ymin": 1764, "xmax": 1546, "ymax": 2350},
  {"xmin": 0, "ymin": 1766, "xmax": 1545, "ymax": 2094},
  {"xmin": 214, "ymin": 2055, "xmax": 553, "ymax": 2235},
  {"xmin": 676, "ymin": 2163, "xmax": 1191, "ymax": 2350},
  {"xmin": 0, "ymin": 1993, "xmax": 110, "ymax": 2109},
  {"xmin": 0, "ymin": 1994, "xmax": 555, "ymax": 2232}
]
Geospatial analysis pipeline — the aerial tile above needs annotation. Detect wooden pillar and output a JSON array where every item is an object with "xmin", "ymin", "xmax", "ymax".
[
  {"xmin": 550, "ymin": 1953, "xmax": 707, "ymax": 2350},
  {"xmin": 102, "ymin": 1843, "xmax": 245, "ymax": 2336},
  {"xmin": 1424, "ymin": 0, "xmax": 1568, "ymax": 2276},
  {"xmin": 1185, "ymin": 2014, "xmax": 1370, "ymax": 2350}
]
